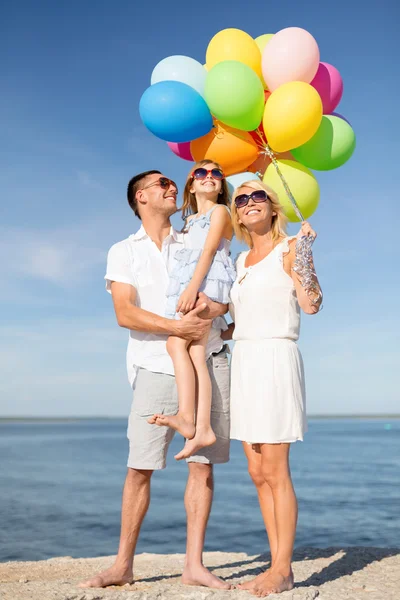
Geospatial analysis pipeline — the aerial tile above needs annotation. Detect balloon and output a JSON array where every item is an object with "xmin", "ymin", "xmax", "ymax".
[
  {"xmin": 190, "ymin": 121, "xmax": 259, "ymax": 176},
  {"xmin": 151, "ymin": 55, "xmax": 207, "ymax": 97},
  {"xmin": 255, "ymin": 33, "xmax": 274, "ymax": 53},
  {"xmin": 310, "ymin": 62, "xmax": 343, "ymax": 114},
  {"xmin": 248, "ymin": 150, "xmax": 294, "ymax": 177},
  {"xmin": 263, "ymin": 82, "xmax": 323, "ymax": 152},
  {"xmin": 226, "ymin": 172, "xmax": 261, "ymax": 196},
  {"xmin": 167, "ymin": 141, "xmax": 193, "ymax": 161},
  {"xmin": 255, "ymin": 34, "xmax": 274, "ymax": 89},
  {"xmin": 206, "ymin": 28, "xmax": 262, "ymax": 78},
  {"xmin": 263, "ymin": 160, "xmax": 320, "ymax": 222},
  {"xmin": 205, "ymin": 61, "xmax": 264, "ymax": 131},
  {"xmin": 139, "ymin": 81, "xmax": 213, "ymax": 143},
  {"xmin": 262, "ymin": 27, "xmax": 320, "ymax": 91},
  {"xmin": 291, "ymin": 115, "xmax": 356, "ymax": 171},
  {"xmin": 331, "ymin": 112, "xmax": 351, "ymax": 126}
]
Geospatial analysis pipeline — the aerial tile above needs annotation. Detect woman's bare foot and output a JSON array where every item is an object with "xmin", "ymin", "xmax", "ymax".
[
  {"xmin": 148, "ymin": 413, "xmax": 195, "ymax": 440},
  {"xmin": 238, "ymin": 568, "xmax": 271, "ymax": 590},
  {"xmin": 174, "ymin": 428, "xmax": 217, "ymax": 461},
  {"xmin": 182, "ymin": 564, "xmax": 232, "ymax": 589},
  {"xmin": 251, "ymin": 569, "xmax": 294, "ymax": 597},
  {"xmin": 78, "ymin": 565, "xmax": 133, "ymax": 589}
]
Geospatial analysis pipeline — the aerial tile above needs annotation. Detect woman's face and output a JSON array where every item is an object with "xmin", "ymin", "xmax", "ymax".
[
  {"xmin": 235, "ymin": 186, "xmax": 275, "ymax": 231},
  {"xmin": 189, "ymin": 162, "xmax": 223, "ymax": 197}
]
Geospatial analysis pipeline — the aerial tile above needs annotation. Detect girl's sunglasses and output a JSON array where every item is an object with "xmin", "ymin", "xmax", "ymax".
[
  {"xmin": 191, "ymin": 167, "xmax": 225, "ymax": 181},
  {"xmin": 235, "ymin": 190, "xmax": 270, "ymax": 209},
  {"xmin": 142, "ymin": 176, "xmax": 178, "ymax": 193}
]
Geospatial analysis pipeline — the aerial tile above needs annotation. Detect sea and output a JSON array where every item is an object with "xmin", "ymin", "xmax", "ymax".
[{"xmin": 0, "ymin": 418, "xmax": 399, "ymax": 562}]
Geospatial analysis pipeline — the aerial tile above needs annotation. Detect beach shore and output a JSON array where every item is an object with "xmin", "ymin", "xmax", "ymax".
[{"xmin": 1, "ymin": 547, "xmax": 398, "ymax": 599}]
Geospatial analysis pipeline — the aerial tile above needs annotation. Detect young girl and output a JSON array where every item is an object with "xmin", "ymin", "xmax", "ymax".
[{"xmin": 150, "ymin": 160, "xmax": 235, "ymax": 460}]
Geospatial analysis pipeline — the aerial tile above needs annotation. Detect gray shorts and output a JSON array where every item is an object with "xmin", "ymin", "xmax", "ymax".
[{"xmin": 127, "ymin": 349, "xmax": 230, "ymax": 470}]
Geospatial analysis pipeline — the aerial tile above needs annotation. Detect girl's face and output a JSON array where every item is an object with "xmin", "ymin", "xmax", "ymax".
[{"xmin": 189, "ymin": 163, "xmax": 223, "ymax": 197}]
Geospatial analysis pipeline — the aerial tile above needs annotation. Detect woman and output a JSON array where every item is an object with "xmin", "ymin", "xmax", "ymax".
[{"xmin": 229, "ymin": 180, "xmax": 322, "ymax": 597}]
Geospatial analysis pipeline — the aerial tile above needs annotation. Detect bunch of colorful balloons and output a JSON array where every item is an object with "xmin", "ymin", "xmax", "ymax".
[{"xmin": 139, "ymin": 27, "xmax": 356, "ymax": 222}]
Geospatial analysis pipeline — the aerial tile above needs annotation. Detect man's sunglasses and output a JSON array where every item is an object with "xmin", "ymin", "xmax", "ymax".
[
  {"xmin": 191, "ymin": 168, "xmax": 225, "ymax": 181},
  {"xmin": 142, "ymin": 176, "xmax": 178, "ymax": 193},
  {"xmin": 234, "ymin": 190, "xmax": 270, "ymax": 209}
]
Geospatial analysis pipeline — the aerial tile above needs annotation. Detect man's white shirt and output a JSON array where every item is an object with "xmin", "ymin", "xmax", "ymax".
[{"xmin": 105, "ymin": 225, "xmax": 224, "ymax": 387}]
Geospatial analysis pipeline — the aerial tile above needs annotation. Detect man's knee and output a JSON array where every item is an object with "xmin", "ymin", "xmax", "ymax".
[
  {"xmin": 188, "ymin": 463, "xmax": 213, "ymax": 486},
  {"xmin": 126, "ymin": 467, "xmax": 153, "ymax": 487}
]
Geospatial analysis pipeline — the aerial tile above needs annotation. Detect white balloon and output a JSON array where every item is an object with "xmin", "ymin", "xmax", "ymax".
[
  {"xmin": 151, "ymin": 55, "xmax": 207, "ymax": 98},
  {"xmin": 227, "ymin": 172, "xmax": 261, "ymax": 197}
]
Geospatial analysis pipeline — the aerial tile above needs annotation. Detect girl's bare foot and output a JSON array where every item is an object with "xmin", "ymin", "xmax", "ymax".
[
  {"xmin": 238, "ymin": 568, "xmax": 271, "ymax": 590},
  {"xmin": 251, "ymin": 569, "xmax": 294, "ymax": 597},
  {"xmin": 78, "ymin": 565, "xmax": 133, "ymax": 589},
  {"xmin": 182, "ymin": 564, "xmax": 232, "ymax": 589},
  {"xmin": 174, "ymin": 428, "xmax": 217, "ymax": 461},
  {"xmin": 148, "ymin": 413, "xmax": 196, "ymax": 440}
]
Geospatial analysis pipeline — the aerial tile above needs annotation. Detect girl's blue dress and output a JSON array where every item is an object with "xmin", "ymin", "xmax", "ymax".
[{"xmin": 166, "ymin": 205, "xmax": 236, "ymax": 329}]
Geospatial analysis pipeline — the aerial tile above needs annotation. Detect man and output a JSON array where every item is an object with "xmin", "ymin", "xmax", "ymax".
[{"xmin": 80, "ymin": 170, "xmax": 231, "ymax": 590}]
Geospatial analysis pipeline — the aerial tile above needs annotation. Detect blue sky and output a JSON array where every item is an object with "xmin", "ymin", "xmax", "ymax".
[{"xmin": 1, "ymin": 0, "xmax": 398, "ymax": 416}]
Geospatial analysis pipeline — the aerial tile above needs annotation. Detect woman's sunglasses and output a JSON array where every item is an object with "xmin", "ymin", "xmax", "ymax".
[
  {"xmin": 142, "ymin": 176, "xmax": 178, "ymax": 193},
  {"xmin": 191, "ymin": 167, "xmax": 225, "ymax": 181},
  {"xmin": 234, "ymin": 190, "xmax": 270, "ymax": 209}
]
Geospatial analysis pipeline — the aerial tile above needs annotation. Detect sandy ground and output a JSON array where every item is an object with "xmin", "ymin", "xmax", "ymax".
[{"xmin": 0, "ymin": 547, "xmax": 398, "ymax": 600}]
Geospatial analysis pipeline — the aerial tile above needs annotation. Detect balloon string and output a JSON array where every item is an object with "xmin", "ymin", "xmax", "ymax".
[
  {"xmin": 212, "ymin": 124, "xmax": 304, "ymax": 222},
  {"xmin": 261, "ymin": 143, "xmax": 305, "ymax": 222}
]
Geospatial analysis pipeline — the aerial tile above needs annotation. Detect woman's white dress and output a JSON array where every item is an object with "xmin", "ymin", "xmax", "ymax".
[{"xmin": 230, "ymin": 236, "xmax": 307, "ymax": 444}]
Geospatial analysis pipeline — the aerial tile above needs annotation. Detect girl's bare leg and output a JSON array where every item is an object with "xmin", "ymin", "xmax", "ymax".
[
  {"xmin": 147, "ymin": 336, "xmax": 196, "ymax": 441},
  {"xmin": 174, "ymin": 325, "xmax": 216, "ymax": 461}
]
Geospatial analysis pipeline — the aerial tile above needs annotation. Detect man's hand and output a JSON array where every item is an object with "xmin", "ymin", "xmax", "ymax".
[
  {"xmin": 174, "ymin": 303, "xmax": 212, "ymax": 340},
  {"xmin": 196, "ymin": 292, "xmax": 228, "ymax": 320}
]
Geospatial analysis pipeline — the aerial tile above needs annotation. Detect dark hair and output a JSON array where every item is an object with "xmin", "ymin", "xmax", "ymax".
[{"xmin": 127, "ymin": 170, "xmax": 162, "ymax": 219}]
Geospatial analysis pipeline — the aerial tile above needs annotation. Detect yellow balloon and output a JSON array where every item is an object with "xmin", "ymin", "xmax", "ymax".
[
  {"xmin": 203, "ymin": 63, "xmax": 208, "ymax": 71},
  {"xmin": 206, "ymin": 28, "xmax": 262, "ymax": 78},
  {"xmin": 255, "ymin": 33, "xmax": 274, "ymax": 54},
  {"xmin": 263, "ymin": 159, "xmax": 320, "ymax": 222},
  {"xmin": 255, "ymin": 34, "xmax": 274, "ymax": 89},
  {"xmin": 263, "ymin": 82, "xmax": 323, "ymax": 152}
]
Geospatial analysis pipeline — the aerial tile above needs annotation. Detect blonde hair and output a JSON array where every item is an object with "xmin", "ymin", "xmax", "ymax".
[
  {"xmin": 231, "ymin": 180, "xmax": 288, "ymax": 248},
  {"xmin": 181, "ymin": 159, "xmax": 230, "ymax": 219}
]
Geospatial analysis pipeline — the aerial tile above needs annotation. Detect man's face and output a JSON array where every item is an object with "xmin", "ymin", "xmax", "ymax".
[{"xmin": 137, "ymin": 174, "xmax": 178, "ymax": 218}]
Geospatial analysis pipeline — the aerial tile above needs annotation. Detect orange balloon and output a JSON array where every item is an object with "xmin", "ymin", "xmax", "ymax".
[
  {"xmin": 248, "ymin": 150, "xmax": 294, "ymax": 177},
  {"xmin": 190, "ymin": 121, "xmax": 259, "ymax": 176}
]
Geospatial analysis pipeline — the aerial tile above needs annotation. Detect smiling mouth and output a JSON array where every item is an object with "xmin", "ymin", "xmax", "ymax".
[{"xmin": 246, "ymin": 208, "xmax": 260, "ymax": 215}]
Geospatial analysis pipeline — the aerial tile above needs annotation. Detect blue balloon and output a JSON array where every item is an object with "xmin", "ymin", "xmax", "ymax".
[{"xmin": 139, "ymin": 81, "xmax": 213, "ymax": 143}]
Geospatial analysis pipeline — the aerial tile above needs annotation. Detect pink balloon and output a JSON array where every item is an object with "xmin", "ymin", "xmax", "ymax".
[
  {"xmin": 311, "ymin": 62, "xmax": 344, "ymax": 114},
  {"xmin": 167, "ymin": 141, "xmax": 193, "ymax": 161},
  {"xmin": 262, "ymin": 27, "xmax": 320, "ymax": 92}
]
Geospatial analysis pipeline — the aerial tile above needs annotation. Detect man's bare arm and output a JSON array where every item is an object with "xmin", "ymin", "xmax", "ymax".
[{"xmin": 110, "ymin": 281, "xmax": 211, "ymax": 340}]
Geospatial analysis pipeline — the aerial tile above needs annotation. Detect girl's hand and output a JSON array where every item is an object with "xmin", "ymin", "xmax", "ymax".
[
  {"xmin": 177, "ymin": 287, "xmax": 198, "ymax": 315},
  {"xmin": 297, "ymin": 221, "xmax": 317, "ymax": 240}
]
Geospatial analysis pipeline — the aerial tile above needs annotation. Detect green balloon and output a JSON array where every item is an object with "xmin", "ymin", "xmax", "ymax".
[
  {"xmin": 291, "ymin": 115, "xmax": 356, "ymax": 171},
  {"xmin": 205, "ymin": 60, "xmax": 264, "ymax": 131}
]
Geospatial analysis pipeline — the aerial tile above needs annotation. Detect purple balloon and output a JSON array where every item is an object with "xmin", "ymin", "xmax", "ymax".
[
  {"xmin": 311, "ymin": 62, "xmax": 343, "ymax": 114},
  {"xmin": 167, "ymin": 141, "xmax": 193, "ymax": 161},
  {"xmin": 330, "ymin": 112, "xmax": 352, "ymax": 127}
]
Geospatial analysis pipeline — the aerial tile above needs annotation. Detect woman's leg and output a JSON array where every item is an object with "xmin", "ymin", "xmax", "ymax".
[
  {"xmin": 250, "ymin": 443, "xmax": 296, "ymax": 597},
  {"xmin": 238, "ymin": 442, "xmax": 278, "ymax": 590},
  {"xmin": 174, "ymin": 325, "xmax": 216, "ymax": 461},
  {"xmin": 148, "ymin": 336, "xmax": 196, "ymax": 441}
]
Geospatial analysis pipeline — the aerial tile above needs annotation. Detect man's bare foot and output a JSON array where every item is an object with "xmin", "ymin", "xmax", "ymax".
[
  {"xmin": 78, "ymin": 565, "xmax": 133, "ymax": 589},
  {"xmin": 148, "ymin": 413, "xmax": 195, "ymax": 440},
  {"xmin": 182, "ymin": 564, "xmax": 232, "ymax": 589},
  {"xmin": 251, "ymin": 569, "xmax": 294, "ymax": 597},
  {"xmin": 238, "ymin": 568, "xmax": 271, "ymax": 590},
  {"xmin": 174, "ymin": 428, "xmax": 217, "ymax": 461}
]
